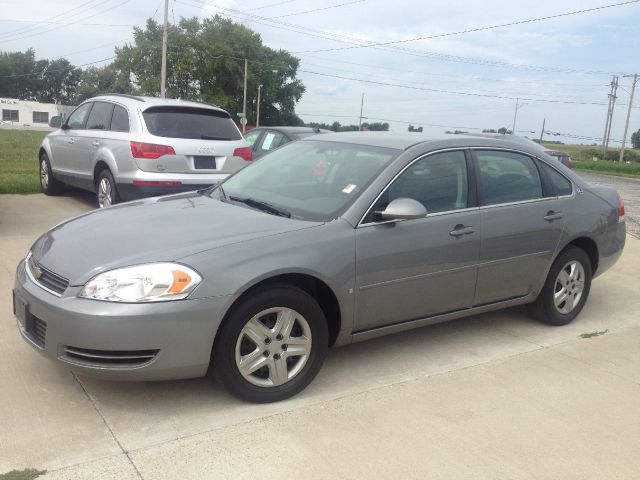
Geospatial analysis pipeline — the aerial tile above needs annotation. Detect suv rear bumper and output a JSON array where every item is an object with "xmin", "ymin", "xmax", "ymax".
[
  {"xmin": 117, "ymin": 171, "xmax": 231, "ymax": 201},
  {"xmin": 118, "ymin": 182, "xmax": 218, "ymax": 201}
]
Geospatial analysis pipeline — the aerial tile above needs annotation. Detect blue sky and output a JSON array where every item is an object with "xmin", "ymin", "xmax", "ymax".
[{"xmin": 1, "ymin": 0, "xmax": 638, "ymax": 144}]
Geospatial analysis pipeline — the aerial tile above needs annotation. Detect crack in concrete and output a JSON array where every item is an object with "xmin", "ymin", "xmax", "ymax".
[{"xmin": 71, "ymin": 372, "xmax": 145, "ymax": 480}]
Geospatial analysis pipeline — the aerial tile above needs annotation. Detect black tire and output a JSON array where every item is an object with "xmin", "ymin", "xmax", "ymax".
[
  {"xmin": 531, "ymin": 247, "xmax": 592, "ymax": 326},
  {"xmin": 39, "ymin": 152, "xmax": 64, "ymax": 195},
  {"xmin": 95, "ymin": 169, "xmax": 120, "ymax": 208},
  {"xmin": 213, "ymin": 285, "xmax": 329, "ymax": 403}
]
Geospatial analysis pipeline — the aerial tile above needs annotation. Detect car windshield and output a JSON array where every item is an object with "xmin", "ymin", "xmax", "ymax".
[
  {"xmin": 217, "ymin": 140, "xmax": 400, "ymax": 221},
  {"xmin": 142, "ymin": 106, "xmax": 242, "ymax": 140}
]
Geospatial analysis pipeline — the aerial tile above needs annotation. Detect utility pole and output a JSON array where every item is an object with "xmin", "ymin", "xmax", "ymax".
[
  {"xmin": 358, "ymin": 93, "xmax": 364, "ymax": 131},
  {"xmin": 605, "ymin": 76, "xmax": 619, "ymax": 154},
  {"xmin": 512, "ymin": 97, "xmax": 519, "ymax": 134},
  {"xmin": 602, "ymin": 75, "xmax": 618, "ymax": 158},
  {"xmin": 256, "ymin": 84, "xmax": 263, "ymax": 128},
  {"xmin": 160, "ymin": 0, "xmax": 169, "ymax": 98},
  {"xmin": 242, "ymin": 58, "xmax": 248, "ymax": 133},
  {"xmin": 619, "ymin": 73, "xmax": 638, "ymax": 163},
  {"xmin": 539, "ymin": 118, "xmax": 545, "ymax": 143}
]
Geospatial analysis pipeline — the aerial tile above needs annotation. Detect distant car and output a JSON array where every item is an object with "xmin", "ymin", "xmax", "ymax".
[
  {"xmin": 15, "ymin": 132, "xmax": 625, "ymax": 403},
  {"xmin": 244, "ymin": 126, "xmax": 330, "ymax": 160},
  {"xmin": 467, "ymin": 134, "xmax": 572, "ymax": 168},
  {"xmin": 38, "ymin": 94, "xmax": 252, "ymax": 208}
]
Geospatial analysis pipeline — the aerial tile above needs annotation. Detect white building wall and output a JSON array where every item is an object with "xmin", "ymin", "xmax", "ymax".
[{"xmin": 0, "ymin": 98, "xmax": 74, "ymax": 127}]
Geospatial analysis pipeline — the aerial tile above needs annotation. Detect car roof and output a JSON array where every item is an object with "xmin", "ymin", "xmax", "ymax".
[
  {"xmin": 250, "ymin": 126, "xmax": 332, "ymax": 134},
  {"xmin": 299, "ymin": 131, "xmax": 562, "ymax": 155},
  {"xmin": 89, "ymin": 94, "xmax": 230, "ymax": 115}
]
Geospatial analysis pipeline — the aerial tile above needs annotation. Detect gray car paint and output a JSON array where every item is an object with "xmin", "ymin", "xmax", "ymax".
[{"xmin": 15, "ymin": 133, "xmax": 625, "ymax": 380}]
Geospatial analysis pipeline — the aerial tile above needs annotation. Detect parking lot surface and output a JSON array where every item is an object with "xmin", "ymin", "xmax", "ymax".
[{"xmin": 1, "ymin": 192, "xmax": 640, "ymax": 479}]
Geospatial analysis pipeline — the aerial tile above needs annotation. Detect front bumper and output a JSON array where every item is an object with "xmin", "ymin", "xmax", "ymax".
[{"xmin": 13, "ymin": 258, "xmax": 231, "ymax": 381}]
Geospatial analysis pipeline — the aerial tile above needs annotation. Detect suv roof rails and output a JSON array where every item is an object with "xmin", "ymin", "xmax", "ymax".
[{"xmin": 102, "ymin": 93, "xmax": 146, "ymax": 102}]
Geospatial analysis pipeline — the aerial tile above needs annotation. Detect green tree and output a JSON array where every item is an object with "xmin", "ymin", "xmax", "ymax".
[
  {"xmin": 73, "ymin": 64, "xmax": 132, "ymax": 104},
  {"xmin": 408, "ymin": 124, "xmax": 423, "ymax": 132},
  {"xmin": 631, "ymin": 129, "xmax": 640, "ymax": 149},
  {"xmin": 113, "ymin": 16, "xmax": 305, "ymax": 125}
]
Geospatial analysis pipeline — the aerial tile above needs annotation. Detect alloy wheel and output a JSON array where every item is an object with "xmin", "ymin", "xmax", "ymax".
[
  {"xmin": 235, "ymin": 307, "xmax": 312, "ymax": 387},
  {"xmin": 553, "ymin": 260, "xmax": 586, "ymax": 314},
  {"xmin": 40, "ymin": 159, "xmax": 49, "ymax": 189},
  {"xmin": 98, "ymin": 177, "xmax": 112, "ymax": 208}
]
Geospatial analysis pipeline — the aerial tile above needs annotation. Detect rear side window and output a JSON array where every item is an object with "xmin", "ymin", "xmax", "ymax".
[
  {"xmin": 475, "ymin": 150, "xmax": 542, "ymax": 205},
  {"xmin": 539, "ymin": 161, "xmax": 573, "ymax": 196},
  {"xmin": 111, "ymin": 105, "xmax": 129, "ymax": 132},
  {"xmin": 86, "ymin": 102, "xmax": 114, "ymax": 130},
  {"xmin": 142, "ymin": 106, "xmax": 241, "ymax": 140},
  {"xmin": 258, "ymin": 131, "xmax": 286, "ymax": 154}
]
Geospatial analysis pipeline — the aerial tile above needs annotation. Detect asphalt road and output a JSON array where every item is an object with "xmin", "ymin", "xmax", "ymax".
[
  {"xmin": 577, "ymin": 171, "xmax": 640, "ymax": 238},
  {"xmin": 1, "ymin": 193, "xmax": 640, "ymax": 479}
]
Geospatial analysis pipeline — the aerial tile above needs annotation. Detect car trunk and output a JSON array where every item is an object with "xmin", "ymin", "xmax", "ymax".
[{"xmin": 135, "ymin": 105, "xmax": 250, "ymax": 174}]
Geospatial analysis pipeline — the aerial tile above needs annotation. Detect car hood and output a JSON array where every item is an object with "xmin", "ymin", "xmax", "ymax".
[{"xmin": 30, "ymin": 192, "xmax": 322, "ymax": 285}]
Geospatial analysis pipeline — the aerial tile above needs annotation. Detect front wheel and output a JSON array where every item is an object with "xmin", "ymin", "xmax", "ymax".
[
  {"xmin": 531, "ymin": 247, "xmax": 592, "ymax": 326},
  {"xmin": 39, "ymin": 152, "xmax": 64, "ymax": 195},
  {"xmin": 213, "ymin": 285, "xmax": 329, "ymax": 403}
]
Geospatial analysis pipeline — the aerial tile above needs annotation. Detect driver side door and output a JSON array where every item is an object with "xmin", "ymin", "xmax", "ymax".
[{"xmin": 354, "ymin": 150, "xmax": 481, "ymax": 331}]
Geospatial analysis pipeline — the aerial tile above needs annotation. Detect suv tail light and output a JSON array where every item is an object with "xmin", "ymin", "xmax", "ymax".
[
  {"xmin": 130, "ymin": 141, "xmax": 176, "ymax": 159},
  {"xmin": 233, "ymin": 147, "xmax": 252, "ymax": 161},
  {"xmin": 567, "ymin": 157, "xmax": 573, "ymax": 169},
  {"xmin": 617, "ymin": 191, "xmax": 625, "ymax": 219}
]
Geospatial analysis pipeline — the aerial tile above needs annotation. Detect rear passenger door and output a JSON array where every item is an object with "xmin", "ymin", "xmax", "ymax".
[
  {"xmin": 76, "ymin": 101, "xmax": 115, "ymax": 185},
  {"xmin": 472, "ymin": 149, "xmax": 566, "ymax": 306}
]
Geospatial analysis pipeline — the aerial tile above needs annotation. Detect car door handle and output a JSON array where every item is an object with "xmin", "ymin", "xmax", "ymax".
[
  {"xmin": 92, "ymin": 141, "xmax": 100, "ymax": 147},
  {"xmin": 544, "ymin": 211, "xmax": 564, "ymax": 221},
  {"xmin": 450, "ymin": 225, "xmax": 475, "ymax": 237},
  {"xmin": 67, "ymin": 138, "xmax": 74, "ymax": 144}
]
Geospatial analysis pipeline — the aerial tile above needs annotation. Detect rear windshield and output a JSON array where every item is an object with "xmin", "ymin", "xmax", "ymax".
[
  {"xmin": 292, "ymin": 132, "xmax": 318, "ymax": 140},
  {"xmin": 142, "ymin": 106, "xmax": 242, "ymax": 140}
]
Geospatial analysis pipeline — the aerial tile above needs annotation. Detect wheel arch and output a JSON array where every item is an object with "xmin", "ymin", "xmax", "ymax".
[
  {"xmin": 93, "ymin": 160, "xmax": 112, "ymax": 187},
  {"xmin": 215, "ymin": 272, "xmax": 343, "ymax": 349},
  {"xmin": 558, "ymin": 235, "xmax": 599, "ymax": 275}
]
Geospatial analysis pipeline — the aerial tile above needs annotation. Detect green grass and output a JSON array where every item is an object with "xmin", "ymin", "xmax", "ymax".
[
  {"xmin": 0, "ymin": 129, "xmax": 48, "ymax": 194},
  {"xmin": 571, "ymin": 160, "xmax": 640, "ymax": 179},
  {"xmin": 0, "ymin": 469, "xmax": 46, "ymax": 480},
  {"xmin": 541, "ymin": 143, "xmax": 640, "ymax": 178}
]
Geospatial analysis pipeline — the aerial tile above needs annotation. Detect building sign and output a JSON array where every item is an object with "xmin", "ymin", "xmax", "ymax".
[{"xmin": 0, "ymin": 98, "xmax": 19, "ymax": 105}]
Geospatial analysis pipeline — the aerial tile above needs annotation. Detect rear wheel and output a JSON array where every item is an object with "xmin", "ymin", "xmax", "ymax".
[
  {"xmin": 39, "ymin": 152, "xmax": 64, "ymax": 195},
  {"xmin": 213, "ymin": 285, "xmax": 328, "ymax": 403},
  {"xmin": 96, "ymin": 169, "xmax": 120, "ymax": 208},
  {"xmin": 531, "ymin": 247, "xmax": 592, "ymax": 326}
]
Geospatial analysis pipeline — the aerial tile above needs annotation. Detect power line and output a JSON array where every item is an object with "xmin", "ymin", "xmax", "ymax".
[
  {"xmin": 0, "ymin": 56, "xmax": 116, "ymax": 78},
  {"xmin": 266, "ymin": 0, "xmax": 366, "ymax": 19}
]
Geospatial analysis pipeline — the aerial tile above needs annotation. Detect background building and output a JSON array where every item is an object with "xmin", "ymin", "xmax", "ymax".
[{"xmin": 1, "ymin": 98, "xmax": 74, "ymax": 128}]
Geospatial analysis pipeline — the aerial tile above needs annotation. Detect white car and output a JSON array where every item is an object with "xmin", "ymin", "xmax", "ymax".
[{"xmin": 38, "ymin": 94, "xmax": 252, "ymax": 208}]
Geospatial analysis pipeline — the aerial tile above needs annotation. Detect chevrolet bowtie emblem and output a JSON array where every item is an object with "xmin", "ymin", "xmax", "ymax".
[{"xmin": 31, "ymin": 265, "xmax": 43, "ymax": 279}]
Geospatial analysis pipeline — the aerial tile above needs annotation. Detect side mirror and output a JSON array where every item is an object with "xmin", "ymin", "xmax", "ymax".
[
  {"xmin": 376, "ymin": 197, "xmax": 427, "ymax": 221},
  {"xmin": 49, "ymin": 116, "xmax": 62, "ymax": 128}
]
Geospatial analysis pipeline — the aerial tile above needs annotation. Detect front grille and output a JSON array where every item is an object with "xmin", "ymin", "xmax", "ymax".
[
  {"xmin": 28, "ymin": 256, "xmax": 69, "ymax": 295},
  {"xmin": 63, "ymin": 346, "xmax": 159, "ymax": 367},
  {"xmin": 26, "ymin": 316, "xmax": 46, "ymax": 348}
]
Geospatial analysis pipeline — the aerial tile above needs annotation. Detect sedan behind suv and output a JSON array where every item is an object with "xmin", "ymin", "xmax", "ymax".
[
  {"xmin": 244, "ymin": 126, "xmax": 330, "ymax": 160},
  {"xmin": 38, "ymin": 94, "xmax": 252, "ymax": 207}
]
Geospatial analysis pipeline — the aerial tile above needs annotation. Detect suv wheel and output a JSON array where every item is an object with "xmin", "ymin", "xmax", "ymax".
[
  {"xmin": 39, "ymin": 152, "xmax": 64, "ymax": 195},
  {"xmin": 96, "ymin": 169, "xmax": 120, "ymax": 208},
  {"xmin": 531, "ymin": 247, "xmax": 592, "ymax": 326},
  {"xmin": 213, "ymin": 285, "xmax": 329, "ymax": 403}
]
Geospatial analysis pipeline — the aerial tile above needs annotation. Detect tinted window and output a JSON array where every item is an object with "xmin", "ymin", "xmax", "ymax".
[
  {"xmin": 220, "ymin": 140, "xmax": 399, "ymax": 221},
  {"xmin": 143, "ymin": 106, "xmax": 241, "ymax": 140},
  {"xmin": 110, "ymin": 105, "xmax": 129, "ymax": 132},
  {"xmin": 539, "ymin": 161, "xmax": 573, "ymax": 196},
  {"xmin": 33, "ymin": 111, "xmax": 48, "ymax": 123},
  {"xmin": 244, "ymin": 130, "xmax": 262, "ymax": 145},
  {"xmin": 384, "ymin": 151, "xmax": 468, "ymax": 215},
  {"xmin": 2, "ymin": 109, "xmax": 19, "ymax": 121},
  {"xmin": 66, "ymin": 102, "xmax": 93, "ymax": 129},
  {"xmin": 257, "ymin": 131, "xmax": 286, "ymax": 154},
  {"xmin": 476, "ymin": 150, "xmax": 542, "ymax": 205},
  {"xmin": 86, "ymin": 102, "xmax": 114, "ymax": 130}
]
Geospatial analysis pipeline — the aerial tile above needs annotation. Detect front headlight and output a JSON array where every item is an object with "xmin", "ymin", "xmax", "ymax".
[{"xmin": 79, "ymin": 263, "xmax": 202, "ymax": 302}]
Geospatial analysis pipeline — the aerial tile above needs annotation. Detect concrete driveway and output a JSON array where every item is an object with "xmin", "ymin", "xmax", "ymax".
[{"xmin": 1, "ymin": 193, "xmax": 640, "ymax": 479}]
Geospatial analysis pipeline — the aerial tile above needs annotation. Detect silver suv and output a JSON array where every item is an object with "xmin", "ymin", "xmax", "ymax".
[{"xmin": 38, "ymin": 94, "xmax": 252, "ymax": 207}]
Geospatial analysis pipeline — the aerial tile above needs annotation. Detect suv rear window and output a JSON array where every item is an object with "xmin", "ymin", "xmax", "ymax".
[{"xmin": 142, "ymin": 106, "xmax": 241, "ymax": 140}]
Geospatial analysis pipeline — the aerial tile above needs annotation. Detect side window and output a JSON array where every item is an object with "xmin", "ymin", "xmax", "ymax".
[
  {"xmin": 538, "ymin": 161, "xmax": 573, "ymax": 196},
  {"xmin": 244, "ymin": 130, "xmax": 262, "ymax": 146},
  {"xmin": 475, "ymin": 150, "xmax": 542, "ymax": 205},
  {"xmin": 110, "ymin": 105, "xmax": 130, "ymax": 132},
  {"xmin": 66, "ymin": 103, "xmax": 93, "ymax": 130},
  {"xmin": 85, "ymin": 102, "xmax": 114, "ymax": 130},
  {"xmin": 257, "ymin": 131, "xmax": 286, "ymax": 154},
  {"xmin": 369, "ymin": 150, "xmax": 468, "ymax": 221}
]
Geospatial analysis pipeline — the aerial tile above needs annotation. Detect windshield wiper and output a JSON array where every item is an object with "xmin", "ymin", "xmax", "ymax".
[
  {"xmin": 229, "ymin": 195, "xmax": 291, "ymax": 218},
  {"xmin": 201, "ymin": 135, "xmax": 231, "ymax": 140}
]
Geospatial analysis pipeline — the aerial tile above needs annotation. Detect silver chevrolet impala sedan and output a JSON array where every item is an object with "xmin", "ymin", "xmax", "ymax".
[{"xmin": 13, "ymin": 132, "xmax": 626, "ymax": 402}]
